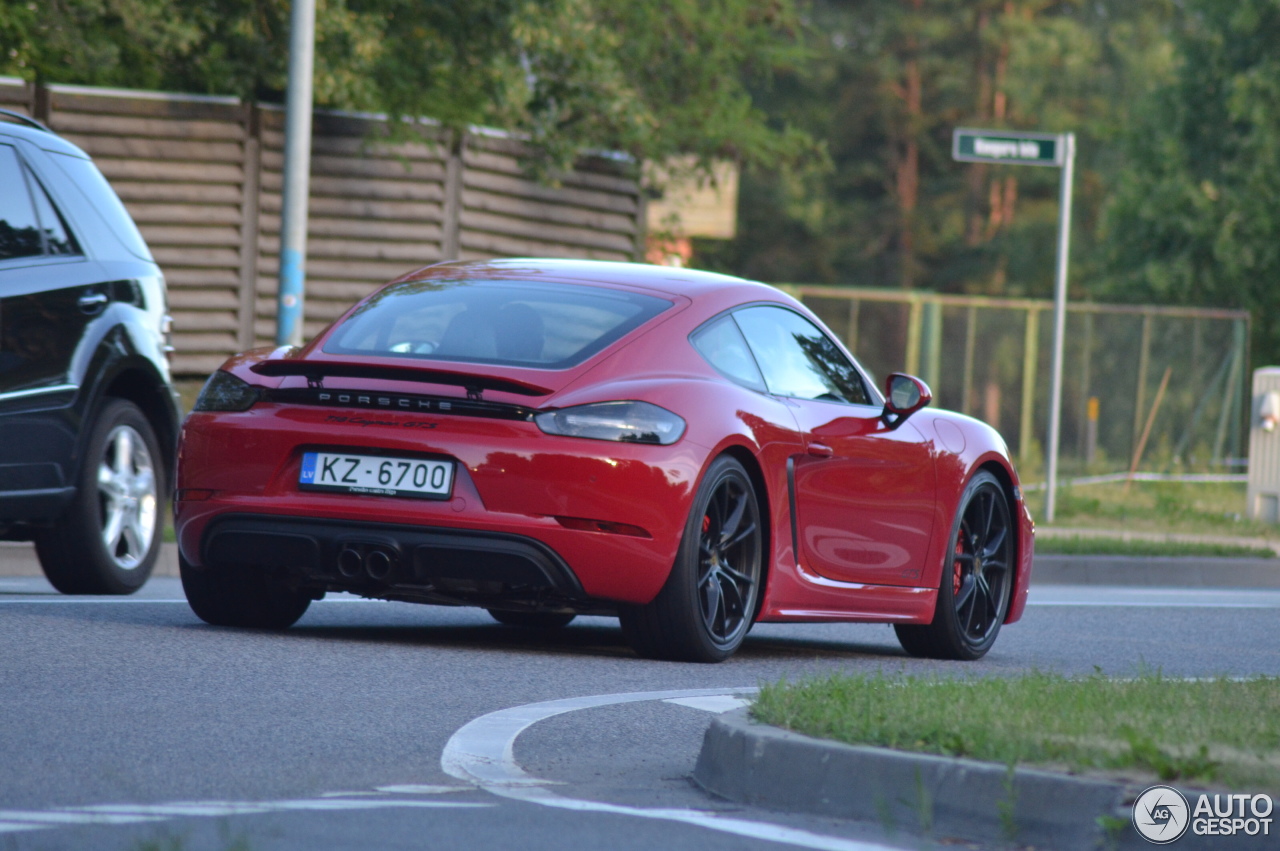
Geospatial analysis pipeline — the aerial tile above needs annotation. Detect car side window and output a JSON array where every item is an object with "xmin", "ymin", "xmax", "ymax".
[
  {"xmin": 0, "ymin": 145, "xmax": 44, "ymax": 261},
  {"xmin": 690, "ymin": 314, "xmax": 767, "ymax": 393},
  {"xmin": 0, "ymin": 145, "xmax": 80, "ymax": 261},
  {"xmin": 28, "ymin": 172, "xmax": 78, "ymax": 256},
  {"xmin": 733, "ymin": 305, "xmax": 871, "ymax": 405}
]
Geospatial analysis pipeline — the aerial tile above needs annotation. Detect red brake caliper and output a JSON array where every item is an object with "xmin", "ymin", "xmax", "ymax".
[
  {"xmin": 953, "ymin": 529, "xmax": 965, "ymax": 596},
  {"xmin": 702, "ymin": 515, "xmax": 711, "ymax": 535}
]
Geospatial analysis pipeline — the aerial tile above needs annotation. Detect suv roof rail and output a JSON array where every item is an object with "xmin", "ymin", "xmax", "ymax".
[{"xmin": 0, "ymin": 107, "xmax": 52, "ymax": 133}]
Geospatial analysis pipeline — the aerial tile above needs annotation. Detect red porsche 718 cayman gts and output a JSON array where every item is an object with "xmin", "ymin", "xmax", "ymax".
[{"xmin": 175, "ymin": 259, "xmax": 1034, "ymax": 662}]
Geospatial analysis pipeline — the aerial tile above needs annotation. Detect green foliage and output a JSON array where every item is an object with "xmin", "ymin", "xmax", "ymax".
[
  {"xmin": 1102, "ymin": 0, "xmax": 1280, "ymax": 365},
  {"xmin": 698, "ymin": 1, "xmax": 1181, "ymax": 296},
  {"xmin": 0, "ymin": 0, "xmax": 817, "ymax": 175},
  {"xmin": 1034, "ymin": 535, "xmax": 1274, "ymax": 559},
  {"xmin": 1120, "ymin": 729, "xmax": 1220, "ymax": 783},
  {"xmin": 1046, "ymin": 479, "xmax": 1277, "ymax": 540}
]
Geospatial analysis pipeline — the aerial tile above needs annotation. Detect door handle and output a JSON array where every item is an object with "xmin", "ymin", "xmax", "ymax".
[
  {"xmin": 806, "ymin": 442, "xmax": 833, "ymax": 458},
  {"xmin": 78, "ymin": 292, "xmax": 109, "ymax": 313}
]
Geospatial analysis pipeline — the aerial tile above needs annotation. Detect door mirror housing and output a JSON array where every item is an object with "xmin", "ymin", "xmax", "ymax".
[{"xmin": 883, "ymin": 373, "xmax": 932, "ymax": 426}]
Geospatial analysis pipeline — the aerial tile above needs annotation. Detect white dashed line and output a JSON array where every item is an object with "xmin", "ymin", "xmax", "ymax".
[
  {"xmin": 0, "ymin": 794, "xmax": 492, "ymax": 837},
  {"xmin": 0, "ymin": 823, "xmax": 47, "ymax": 834},
  {"xmin": 374, "ymin": 784, "xmax": 471, "ymax": 795},
  {"xmin": 0, "ymin": 810, "xmax": 160, "ymax": 825}
]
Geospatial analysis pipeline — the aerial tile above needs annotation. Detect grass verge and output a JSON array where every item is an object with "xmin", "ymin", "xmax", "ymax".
[
  {"xmin": 753, "ymin": 672, "xmax": 1280, "ymax": 793},
  {"xmin": 1034, "ymin": 536, "xmax": 1274, "ymax": 559},
  {"xmin": 1046, "ymin": 480, "xmax": 1276, "ymax": 540}
]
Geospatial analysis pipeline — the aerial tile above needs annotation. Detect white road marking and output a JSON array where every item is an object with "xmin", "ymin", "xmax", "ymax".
[
  {"xmin": 1028, "ymin": 586, "xmax": 1280, "ymax": 608},
  {"xmin": 74, "ymin": 803, "xmax": 275, "ymax": 817},
  {"xmin": 663, "ymin": 695, "xmax": 752, "ymax": 713},
  {"xmin": 442, "ymin": 688, "xmax": 909, "ymax": 851},
  {"xmin": 1030, "ymin": 601, "xmax": 1279, "ymax": 608},
  {"xmin": 0, "ymin": 599, "xmax": 192, "ymax": 604},
  {"xmin": 0, "ymin": 810, "xmax": 160, "ymax": 825},
  {"xmin": 0, "ymin": 596, "xmax": 390, "ymax": 605},
  {"xmin": 0, "ymin": 794, "xmax": 493, "ymax": 837},
  {"xmin": 0, "ymin": 823, "xmax": 46, "ymax": 834},
  {"xmin": 267, "ymin": 799, "xmax": 486, "ymax": 812},
  {"xmin": 375, "ymin": 784, "xmax": 470, "ymax": 795},
  {"xmin": 0, "ymin": 591, "xmax": 409, "ymax": 604},
  {"xmin": 319, "ymin": 791, "xmax": 380, "ymax": 798},
  {"xmin": 0, "ymin": 808, "xmax": 165, "ymax": 824}
]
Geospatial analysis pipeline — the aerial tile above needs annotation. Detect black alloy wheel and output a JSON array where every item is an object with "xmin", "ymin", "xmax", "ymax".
[
  {"xmin": 621, "ymin": 455, "xmax": 763, "ymax": 663},
  {"xmin": 895, "ymin": 470, "xmax": 1014, "ymax": 660}
]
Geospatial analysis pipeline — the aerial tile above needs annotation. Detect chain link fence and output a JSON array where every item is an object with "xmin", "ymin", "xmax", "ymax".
[{"xmin": 784, "ymin": 286, "xmax": 1250, "ymax": 481}]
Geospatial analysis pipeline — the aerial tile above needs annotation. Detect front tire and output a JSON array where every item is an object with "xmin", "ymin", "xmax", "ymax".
[
  {"xmin": 895, "ymin": 470, "xmax": 1014, "ymax": 660},
  {"xmin": 36, "ymin": 399, "xmax": 163, "ymax": 595},
  {"xmin": 180, "ymin": 554, "xmax": 311, "ymax": 629},
  {"xmin": 620, "ymin": 456, "xmax": 762, "ymax": 663}
]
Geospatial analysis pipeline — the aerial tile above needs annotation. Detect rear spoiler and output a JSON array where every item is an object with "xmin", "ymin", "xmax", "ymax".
[{"xmin": 249, "ymin": 359, "xmax": 552, "ymax": 399}]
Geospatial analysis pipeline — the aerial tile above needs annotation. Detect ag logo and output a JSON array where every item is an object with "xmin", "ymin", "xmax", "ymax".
[{"xmin": 1133, "ymin": 785, "xmax": 1190, "ymax": 844}]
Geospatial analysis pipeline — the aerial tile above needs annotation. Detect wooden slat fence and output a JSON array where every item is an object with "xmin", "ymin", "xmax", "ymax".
[{"xmin": 0, "ymin": 78, "xmax": 642, "ymax": 375}]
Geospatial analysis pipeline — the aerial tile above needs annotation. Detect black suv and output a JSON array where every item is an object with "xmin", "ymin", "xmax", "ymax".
[{"xmin": 0, "ymin": 109, "xmax": 179, "ymax": 594}]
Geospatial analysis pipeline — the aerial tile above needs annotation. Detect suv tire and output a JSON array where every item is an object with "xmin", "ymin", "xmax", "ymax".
[{"xmin": 36, "ymin": 399, "xmax": 163, "ymax": 594}]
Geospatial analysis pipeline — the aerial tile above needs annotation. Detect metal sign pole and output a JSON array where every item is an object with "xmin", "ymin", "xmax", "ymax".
[
  {"xmin": 276, "ymin": 0, "xmax": 316, "ymax": 347},
  {"xmin": 952, "ymin": 127, "xmax": 1074, "ymax": 522},
  {"xmin": 1044, "ymin": 132, "xmax": 1075, "ymax": 522}
]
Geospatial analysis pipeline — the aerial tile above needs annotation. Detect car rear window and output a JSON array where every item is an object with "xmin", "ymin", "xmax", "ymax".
[{"xmin": 324, "ymin": 278, "xmax": 672, "ymax": 369}]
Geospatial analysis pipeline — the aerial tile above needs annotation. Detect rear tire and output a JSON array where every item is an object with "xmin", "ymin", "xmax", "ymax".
[
  {"xmin": 488, "ymin": 609, "xmax": 576, "ymax": 629},
  {"xmin": 180, "ymin": 554, "xmax": 311, "ymax": 629},
  {"xmin": 36, "ymin": 399, "xmax": 163, "ymax": 595},
  {"xmin": 619, "ymin": 456, "xmax": 762, "ymax": 663},
  {"xmin": 895, "ymin": 470, "xmax": 1014, "ymax": 660}
]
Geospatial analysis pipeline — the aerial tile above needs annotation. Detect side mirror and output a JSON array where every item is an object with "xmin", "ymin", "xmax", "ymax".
[{"xmin": 883, "ymin": 373, "xmax": 932, "ymax": 427}]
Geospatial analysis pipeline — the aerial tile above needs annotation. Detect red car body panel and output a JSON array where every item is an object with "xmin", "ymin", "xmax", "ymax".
[{"xmin": 176, "ymin": 259, "xmax": 1034, "ymax": 630}]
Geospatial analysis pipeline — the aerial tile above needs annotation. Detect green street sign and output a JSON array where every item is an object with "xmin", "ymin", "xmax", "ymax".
[{"xmin": 953, "ymin": 128, "xmax": 1063, "ymax": 167}]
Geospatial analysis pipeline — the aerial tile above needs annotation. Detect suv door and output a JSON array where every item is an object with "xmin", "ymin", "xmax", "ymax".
[
  {"xmin": 734, "ymin": 305, "xmax": 938, "ymax": 587},
  {"xmin": 0, "ymin": 142, "xmax": 99, "ymax": 496}
]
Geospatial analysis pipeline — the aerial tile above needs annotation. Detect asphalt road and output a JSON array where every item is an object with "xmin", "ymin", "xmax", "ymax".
[{"xmin": 2, "ymin": 574, "xmax": 1278, "ymax": 851}]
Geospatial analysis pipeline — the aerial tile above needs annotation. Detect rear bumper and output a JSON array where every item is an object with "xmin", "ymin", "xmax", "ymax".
[
  {"xmin": 176, "ymin": 404, "xmax": 708, "ymax": 605},
  {"xmin": 194, "ymin": 512, "xmax": 598, "ymax": 611}
]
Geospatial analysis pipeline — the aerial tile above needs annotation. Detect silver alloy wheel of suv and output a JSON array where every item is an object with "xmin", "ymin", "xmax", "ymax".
[{"xmin": 98, "ymin": 422, "xmax": 159, "ymax": 571}]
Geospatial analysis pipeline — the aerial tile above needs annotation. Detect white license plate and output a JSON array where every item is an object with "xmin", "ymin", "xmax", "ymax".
[{"xmin": 299, "ymin": 451, "xmax": 454, "ymax": 499}]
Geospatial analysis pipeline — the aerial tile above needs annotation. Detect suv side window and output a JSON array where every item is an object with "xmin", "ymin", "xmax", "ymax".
[
  {"xmin": 28, "ymin": 171, "xmax": 78, "ymax": 256},
  {"xmin": 734, "ymin": 305, "xmax": 872, "ymax": 405},
  {"xmin": 0, "ymin": 145, "xmax": 44, "ymax": 261},
  {"xmin": 0, "ymin": 145, "xmax": 80, "ymax": 261}
]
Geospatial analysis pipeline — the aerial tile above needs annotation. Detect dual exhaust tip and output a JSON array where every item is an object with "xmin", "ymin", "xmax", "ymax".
[{"xmin": 336, "ymin": 542, "xmax": 398, "ymax": 582}]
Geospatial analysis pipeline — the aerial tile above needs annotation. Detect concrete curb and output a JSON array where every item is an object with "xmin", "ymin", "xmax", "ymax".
[
  {"xmin": 1033, "ymin": 554, "xmax": 1280, "ymax": 587},
  {"xmin": 693, "ymin": 708, "xmax": 1273, "ymax": 850}
]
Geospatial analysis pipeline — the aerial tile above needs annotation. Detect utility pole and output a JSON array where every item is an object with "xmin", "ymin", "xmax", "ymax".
[
  {"xmin": 1044, "ymin": 133, "xmax": 1075, "ymax": 522},
  {"xmin": 276, "ymin": 0, "xmax": 316, "ymax": 347}
]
